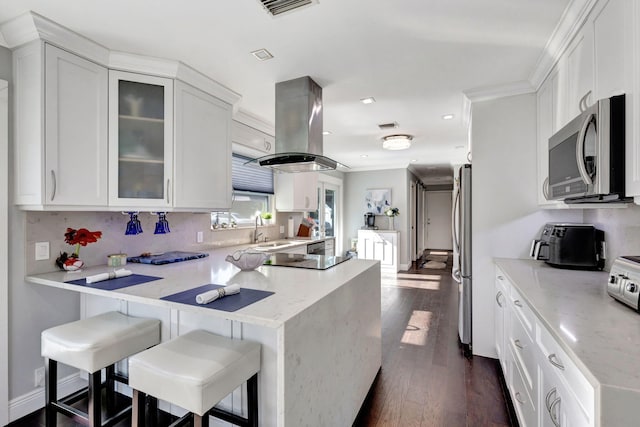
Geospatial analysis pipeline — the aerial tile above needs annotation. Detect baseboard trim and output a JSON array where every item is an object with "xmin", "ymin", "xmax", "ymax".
[{"xmin": 8, "ymin": 373, "xmax": 86, "ymax": 422}]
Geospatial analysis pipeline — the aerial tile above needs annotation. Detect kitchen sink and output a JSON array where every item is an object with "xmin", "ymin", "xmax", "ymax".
[{"xmin": 256, "ymin": 243, "xmax": 284, "ymax": 248}]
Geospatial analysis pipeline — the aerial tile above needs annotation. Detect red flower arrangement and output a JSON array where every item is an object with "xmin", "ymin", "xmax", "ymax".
[{"xmin": 56, "ymin": 227, "xmax": 102, "ymax": 271}]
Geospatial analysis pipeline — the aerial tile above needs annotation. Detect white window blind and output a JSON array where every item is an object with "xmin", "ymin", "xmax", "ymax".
[{"xmin": 232, "ymin": 154, "xmax": 274, "ymax": 194}]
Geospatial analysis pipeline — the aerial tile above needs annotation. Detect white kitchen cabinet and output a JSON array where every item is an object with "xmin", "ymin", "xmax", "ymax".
[
  {"xmin": 108, "ymin": 70, "xmax": 174, "ymax": 208},
  {"xmin": 231, "ymin": 120, "xmax": 274, "ymax": 156},
  {"xmin": 566, "ymin": 25, "xmax": 595, "ymax": 121},
  {"xmin": 592, "ymin": 0, "xmax": 628, "ymax": 101},
  {"xmin": 536, "ymin": 74, "xmax": 561, "ymax": 207},
  {"xmin": 13, "ymin": 42, "xmax": 108, "ymax": 209},
  {"xmin": 275, "ymin": 172, "xmax": 319, "ymax": 212},
  {"xmin": 174, "ymin": 81, "xmax": 232, "ymax": 210},
  {"xmin": 357, "ymin": 230, "xmax": 398, "ymax": 273},
  {"xmin": 278, "ymin": 245, "xmax": 307, "ymax": 255},
  {"xmin": 494, "ymin": 265, "xmax": 595, "ymax": 427},
  {"xmin": 494, "ymin": 270, "xmax": 508, "ymax": 375}
]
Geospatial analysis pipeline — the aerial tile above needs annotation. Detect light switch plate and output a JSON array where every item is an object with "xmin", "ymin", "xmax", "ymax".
[
  {"xmin": 196, "ymin": 231, "xmax": 204, "ymax": 243},
  {"xmin": 280, "ymin": 225, "xmax": 285, "ymax": 234},
  {"xmin": 35, "ymin": 242, "xmax": 49, "ymax": 261}
]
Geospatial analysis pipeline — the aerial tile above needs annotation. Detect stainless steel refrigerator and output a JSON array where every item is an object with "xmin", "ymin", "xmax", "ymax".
[{"xmin": 452, "ymin": 164, "xmax": 472, "ymax": 356}]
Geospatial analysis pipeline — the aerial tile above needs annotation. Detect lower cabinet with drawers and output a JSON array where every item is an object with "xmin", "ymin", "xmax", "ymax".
[{"xmin": 495, "ymin": 267, "xmax": 595, "ymax": 427}]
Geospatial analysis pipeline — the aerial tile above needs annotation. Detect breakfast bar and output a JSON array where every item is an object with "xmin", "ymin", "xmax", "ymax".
[{"xmin": 26, "ymin": 247, "xmax": 382, "ymax": 426}]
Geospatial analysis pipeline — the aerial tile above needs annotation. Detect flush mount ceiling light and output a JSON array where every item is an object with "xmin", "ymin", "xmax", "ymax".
[
  {"xmin": 382, "ymin": 134, "xmax": 413, "ymax": 150},
  {"xmin": 323, "ymin": 131, "xmax": 332, "ymax": 135},
  {"xmin": 360, "ymin": 97, "xmax": 376, "ymax": 104},
  {"xmin": 250, "ymin": 48, "xmax": 274, "ymax": 61},
  {"xmin": 442, "ymin": 114, "xmax": 455, "ymax": 120}
]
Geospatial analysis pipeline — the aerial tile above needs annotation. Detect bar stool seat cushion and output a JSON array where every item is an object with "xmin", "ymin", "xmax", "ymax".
[
  {"xmin": 129, "ymin": 330, "xmax": 260, "ymax": 416},
  {"xmin": 42, "ymin": 311, "xmax": 161, "ymax": 373}
]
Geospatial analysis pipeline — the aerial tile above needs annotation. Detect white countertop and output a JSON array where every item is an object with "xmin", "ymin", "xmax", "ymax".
[
  {"xmin": 26, "ymin": 245, "xmax": 375, "ymax": 329},
  {"xmin": 494, "ymin": 258, "xmax": 640, "ymax": 392}
]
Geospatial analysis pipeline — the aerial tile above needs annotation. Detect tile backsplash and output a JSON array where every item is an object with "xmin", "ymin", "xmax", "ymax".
[
  {"xmin": 26, "ymin": 211, "xmax": 280, "ymax": 275},
  {"xmin": 584, "ymin": 204, "xmax": 640, "ymax": 270}
]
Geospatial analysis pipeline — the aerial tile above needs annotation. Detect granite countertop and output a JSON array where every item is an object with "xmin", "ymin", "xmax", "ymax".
[
  {"xmin": 494, "ymin": 258, "xmax": 640, "ymax": 392},
  {"xmin": 26, "ymin": 245, "xmax": 375, "ymax": 329}
]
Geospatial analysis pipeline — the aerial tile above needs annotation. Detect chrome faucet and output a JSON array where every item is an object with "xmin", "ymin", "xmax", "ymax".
[{"xmin": 254, "ymin": 215, "xmax": 263, "ymax": 243}]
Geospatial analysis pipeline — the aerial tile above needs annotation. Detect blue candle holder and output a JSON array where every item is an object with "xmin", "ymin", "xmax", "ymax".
[
  {"xmin": 124, "ymin": 212, "xmax": 143, "ymax": 235},
  {"xmin": 153, "ymin": 212, "xmax": 170, "ymax": 234}
]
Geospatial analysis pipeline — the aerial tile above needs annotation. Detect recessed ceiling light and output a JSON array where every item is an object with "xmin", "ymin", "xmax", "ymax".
[
  {"xmin": 323, "ymin": 131, "xmax": 332, "ymax": 135},
  {"xmin": 361, "ymin": 154, "xmax": 369, "ymax": 158},
  {"xmin": 360, "ymin": 97, "xmax": 376, "ymax": 105},
  {"xmin": 250, "ymin": 48, "xmax": 274, "ymax": 61},
  {"xmin": 410, "ymin": 159, "xmax": 417, "ymax": 162},
  {"xmin": 442, "ymin": 114, "xmax": 455, "ymax": 120},
  {"xmin": 382, "ymin": 134, "xmax": 412, "ymax": 150}
]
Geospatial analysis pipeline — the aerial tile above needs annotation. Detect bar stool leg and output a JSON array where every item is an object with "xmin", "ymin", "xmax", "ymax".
[
  {"xmin": 147, "ymin": 395, "xmax": 158, "ymax": 427},
  {"xmin": 132, "ymin": 389, "xmax": 145, "ymax": 427},
  {"xmin": 247, "ymin": 373, "xmax": 259, "ymax": 427},
  {"xmin": 87, "ymin": 370, "xmax": 102, "ymax": 427},
  {"xmin": 105, "ymin": 364, "xmax": 115, "ymax": 412},
  {"xmin": 45, "ymin": 358, "xmax": 57, "ymax": 427},
  {"xmin": 193, "ymin": 413, "xmax": 209, "ymax": 427}
]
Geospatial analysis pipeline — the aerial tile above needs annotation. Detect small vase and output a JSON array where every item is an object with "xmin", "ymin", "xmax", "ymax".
[{"xmin": 63, "ymin": 257, "xmax": 84, "ymax": 271}]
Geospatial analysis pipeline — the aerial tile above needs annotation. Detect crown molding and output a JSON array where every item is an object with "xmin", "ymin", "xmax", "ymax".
[
  {"xmin": 463, "ymin": 80, "xmax": 535, "ymax": 104},
  {"xmin": 233, "ymin": 108, "xmax": 275, "ymax": 136},
  {"xmin": 1, "ymin": 11, "xmax": 241, "ymax": 107},
  {"xmin": 0, "ymin": 11, "xmax": 110, "ymax": 65},
  {"xmin": 528, "ymin": 0, "xmax": 598, "ymax": 90}
]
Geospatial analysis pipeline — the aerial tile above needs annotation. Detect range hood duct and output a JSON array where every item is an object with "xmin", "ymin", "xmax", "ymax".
[{"xmin": 256, "ymin": 76, "xmax": 338, "ymax": 172}]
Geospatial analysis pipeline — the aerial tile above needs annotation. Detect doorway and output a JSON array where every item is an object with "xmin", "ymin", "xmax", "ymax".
[{"xmin": 426, "ymin": 191, "xmax": 453, "ymax": 250}]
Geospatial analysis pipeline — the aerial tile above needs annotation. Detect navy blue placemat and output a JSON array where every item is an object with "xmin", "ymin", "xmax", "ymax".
[
  {"xmin": 65, "ymin": 274, "xmax": 162, "ymax": 290},
  {"xmin": 161, "ymin": 284, "xmax": 274, "ymax": 312}
]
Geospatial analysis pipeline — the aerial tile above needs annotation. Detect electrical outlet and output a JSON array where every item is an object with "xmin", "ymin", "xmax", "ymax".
[
  {"xmin": 34, "ymin": 367, "xmax": 45, "ymax": 387},
  {"xmin": 35, "ymin": 242, "xmax": 49, "ymax": 261},
  {"xmin": 196, "ymin": 231, "xmax": 204, "ymax": 243},
  {"xmin": 279, "ymin": 225, "xmax": 285, "ymax": 234}
]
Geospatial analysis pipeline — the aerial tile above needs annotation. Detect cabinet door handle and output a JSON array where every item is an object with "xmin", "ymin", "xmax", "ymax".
[
  {"xmin": 548, "ymin": 353, "xmax": 565, "ymax": 370},
  {"xmin": 543, "ymin": 177, "xmax": 550, "ymax": 200},
  {"xmin": 495, "ymin": 291, "xmax": 503, "ymax": 307},
  {"xmin": 166, "ymin": 179, "xmax": 171, "ymax": 204},
  {"xmin": 514, "ymin": 391, "xmax": 525, "ymax": 404},
  {"xmin": 497, "ymin": 275, "xmax": 504, "ymax": 280},
  {"xmin": 550, "ymin": 397, "xmax": 562, "ymax": 427},
  {"xmin": 50, "ymin": 170, "xmax": 57, "ymax": 201},
  {"xmin": 545, "ymin": 387, "xmax": 557, "ymax": 411},
  {"xmin": 579, "ymin": 90, "xmax": 592, "ymax": 113},
  {"xmin": 514, "ymin": 300, "xmax": 523, "ymax": 308},
  {"xmin": 514, "ymin": 339, "xmax": 524, "ymax": 350}
]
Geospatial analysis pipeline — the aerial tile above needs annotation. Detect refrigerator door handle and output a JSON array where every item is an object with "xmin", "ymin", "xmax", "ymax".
[{"xmin": 452, "ymin": 188, "xmax": 460, "ymax": 253}]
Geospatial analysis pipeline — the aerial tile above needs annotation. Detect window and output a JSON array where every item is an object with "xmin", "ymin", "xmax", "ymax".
[{"xmin": 212, "ymin": 154, "xmax": 274, "ymax": 229}]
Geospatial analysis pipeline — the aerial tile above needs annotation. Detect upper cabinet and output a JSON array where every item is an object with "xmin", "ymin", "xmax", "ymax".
[
  {"xmin": 174, "ymin": 81, "xmax": 232, "ymax": 210},
  {"xmin": 14, "ymin": 42, "xmax": 108, "ymax": 209},
  {"xmin": 275, "ymin": 172, "xmax": 318, "ymax": 212},
  {"xmin": 5, "ymin": 12, "xmax": 241, "ymax": 211},
  {"xmin": 535, "ymin": 0, "xmax": 640, "ymax": 205},
  {"xmin": 108, "ymin": 70, "xmax": 174, "ymax": 208},
  {"xmin": 231, "ymin": 120, "xmax": 274, "ymax": 157}
]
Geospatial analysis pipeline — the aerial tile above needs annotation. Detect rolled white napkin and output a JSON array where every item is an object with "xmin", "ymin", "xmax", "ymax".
[
  {"xmin": 196, "ymin": 284, "xmax": 241, "ymax": 304},
  {"xmin": 85, "ymin": 268, "xmax": 132, "ymax": 284}
]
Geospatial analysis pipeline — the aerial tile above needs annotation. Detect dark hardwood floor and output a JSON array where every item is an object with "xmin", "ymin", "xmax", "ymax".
[
  {"xmin": 354, "ymin": 250, "xmax": 514, "ymax": 427},
  {"xmin": 9, "ymin": 250, "xmax": 513, "ymax": 427}
]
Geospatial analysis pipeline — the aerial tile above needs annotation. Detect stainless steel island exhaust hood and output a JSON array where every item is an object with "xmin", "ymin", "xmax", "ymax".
[{"xmin": 253, "ymin": 76, "xmax": 338, "ymax": 173}]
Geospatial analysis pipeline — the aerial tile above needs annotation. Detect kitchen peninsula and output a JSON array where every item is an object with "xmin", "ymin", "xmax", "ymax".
[{"xmin": 26, "ymin": 247, "xmax": 382, "ymax": 426}]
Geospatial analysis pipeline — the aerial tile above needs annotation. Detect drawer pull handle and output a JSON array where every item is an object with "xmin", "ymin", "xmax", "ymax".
[
  {"xmin": 514, "ymin": 339, "xmax": 523, "ymax": 350},
  {"xmin": 495, "ymin": 291, "xmax": 503, "ymax": 307},
  {"xmin": 514, "ymin": 391, "xmax": 525, "ymax": 404},
  {"xmin": 550, "ymin": 397, "xmax": 561, "ymax": 427},
  {"xmin": 514, "ymin": 300, "xmax": 523, "ymax": 308},
  {"xmin": 548, "ymin": 353, "xmax": 565, "ymax": 370},
  {"xmin": 545, "ymin": 387, "xmax": 557, "ymax": 411}
]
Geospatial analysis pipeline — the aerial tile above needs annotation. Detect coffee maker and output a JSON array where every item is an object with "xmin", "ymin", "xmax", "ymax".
[{"xmin": 363, "ymin": 213, "xmax": 377, "ymax": 229}]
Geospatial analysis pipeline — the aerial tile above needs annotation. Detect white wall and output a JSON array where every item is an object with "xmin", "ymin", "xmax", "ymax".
[
  {"xmin": 344, "ymin": 169, "xmax": 412, "ymax": 269},
  {"xmin": 471, "ymin": 93, "xmax": 583, "ymax": 357}
]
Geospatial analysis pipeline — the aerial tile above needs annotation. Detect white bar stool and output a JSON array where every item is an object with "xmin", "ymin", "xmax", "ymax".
[
  {"xmin": 129, "ymin": 329, "xmax": 260, "ymax": 427},
  {"xmin": 41, "ymin": 311, "xmax": 161, "ymax": 427}
]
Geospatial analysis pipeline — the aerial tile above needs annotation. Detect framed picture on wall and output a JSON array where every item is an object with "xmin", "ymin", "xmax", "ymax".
[{"xmin": 365, "ymin": 188, "xmax": 391, "ymax": 214}]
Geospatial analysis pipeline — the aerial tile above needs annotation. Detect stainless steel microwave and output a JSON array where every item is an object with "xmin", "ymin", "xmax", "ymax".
[{"xmin": 547, "ymin": 94, "xmax": 626, "ymax": 203}]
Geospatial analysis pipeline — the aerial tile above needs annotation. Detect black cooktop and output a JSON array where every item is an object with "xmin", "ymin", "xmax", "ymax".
[{"xmin": 263, "ymin": 253, "xmax": 352, "ymax": 270}]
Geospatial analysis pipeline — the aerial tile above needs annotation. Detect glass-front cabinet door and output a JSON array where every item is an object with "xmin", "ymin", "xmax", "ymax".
[{"xmin": 108, "ymin": 70, "xmax": 173, "ymax": 208}]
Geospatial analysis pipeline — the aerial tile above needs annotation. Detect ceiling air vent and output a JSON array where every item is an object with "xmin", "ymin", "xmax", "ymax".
[
  {"xmin": 378, "ymin": 122, "xmax": 399, "ymax": 130},
  {"xmin": 258, "ymin": 0, "xmax": 318, "ymax": 16}
]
